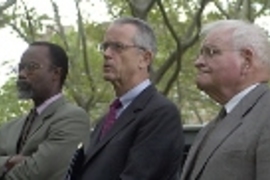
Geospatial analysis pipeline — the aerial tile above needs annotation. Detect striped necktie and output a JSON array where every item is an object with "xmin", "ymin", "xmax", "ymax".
[{"xmin": 17, "ymin": 108, "xmax": 37, "ymax": 153}]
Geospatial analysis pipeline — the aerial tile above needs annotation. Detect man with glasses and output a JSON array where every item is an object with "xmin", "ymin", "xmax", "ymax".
[
  {"xmin": 181, "ymin": 19, "xmax": 270, "ymax": 180},
  {"xmin": 0, "ymin": 41, "xmax": 90, "ymax": 180},
  {"xmin": 66, "ymin": 17, "xmax": 184, "ymax": 180}
]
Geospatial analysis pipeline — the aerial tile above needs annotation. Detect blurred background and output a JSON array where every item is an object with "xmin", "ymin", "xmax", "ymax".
[{"xmin": 0, "ymin": 0, "xmax": 269, "ymax": 128}]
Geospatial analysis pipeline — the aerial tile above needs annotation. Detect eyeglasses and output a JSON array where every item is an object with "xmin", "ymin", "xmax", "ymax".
[
  {"xmin": 98, "ymin": 41, "xmax": 146, "ymax": 53},
  {"xmin": 17, "ymin": 62, "xmax": 43, "ymax": 74},
  {"xmin": 199, "ymin": 46, "xmax": 239, "ymax": 58}
]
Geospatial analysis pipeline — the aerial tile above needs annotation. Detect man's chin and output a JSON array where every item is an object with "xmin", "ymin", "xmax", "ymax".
[
  {"xmin": 103, "ymin": 74, "xmax": 115, "ymax": 82},
  {"xmin": 16, "ymin": 81, "xmax": 33, "ymax": 100},
  {"xmin": 196, "ymin": 80, "xmax": 207, "ymax": 91},
  {"xmin": 17, "ymin": 91, "xmax": 33, "ymax": 100}
]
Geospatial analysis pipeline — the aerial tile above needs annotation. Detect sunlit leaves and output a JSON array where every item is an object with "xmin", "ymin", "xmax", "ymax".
[{"xmin": 1, "ymin": 0, "xmax": 270, "ymax": 126}]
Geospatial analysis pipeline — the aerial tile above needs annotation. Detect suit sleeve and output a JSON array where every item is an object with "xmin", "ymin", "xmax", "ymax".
[
  {"xmin": 0, "ymin": 122, "xmax": 12, "ymax": 177},
  {"xmin": 256, "ymin": 118, "xmax": 270, "ymax": 180},
  {"xmin": 120, "ymin": 102, "xmax": 184, "ymax": 180},
  {"xmin": 3, "ymin": 108, "xmax": 90, "ymax": 180}
]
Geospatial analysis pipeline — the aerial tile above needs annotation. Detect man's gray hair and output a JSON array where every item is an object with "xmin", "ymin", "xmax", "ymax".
[
  {"xmin": 201, "ymin": 19, "xmax": 270, "ymax": 65},
  {"xmin": 113, "ymin": 17, "xmax": 157, "ymax": 56}
]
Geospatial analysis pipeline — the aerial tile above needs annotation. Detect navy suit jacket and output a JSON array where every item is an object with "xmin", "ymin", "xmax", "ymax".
[{"xmin": 68, "ymin": 85, "xmax": 184, "ymax": 180}]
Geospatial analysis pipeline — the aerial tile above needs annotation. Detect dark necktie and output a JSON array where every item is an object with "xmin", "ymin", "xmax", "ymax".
[
  {"xmin": 217, "ymin": 107, "xmax": 227, "ymax": 121},
  {"xmin": 100, "ymin": 99, "xmax": 122, "ymax": 139},
  {"xmin": 17, "ymin": 108, "xmax": 37, "ymax": 153}
]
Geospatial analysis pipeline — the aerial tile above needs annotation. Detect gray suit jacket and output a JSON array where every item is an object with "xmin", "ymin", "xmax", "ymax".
[
  {"xmin": 181, "ymin": 84, "xmax": 270, "ymax": 180},
  {"xmin": 0, "ymin": 97, "xmax": 90, "ymax": 180}
]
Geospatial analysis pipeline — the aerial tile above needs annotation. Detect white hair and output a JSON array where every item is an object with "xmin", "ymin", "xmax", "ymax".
[{"xmin": 201, "ymin": 19, "xmax": 270, "ymax": 65}]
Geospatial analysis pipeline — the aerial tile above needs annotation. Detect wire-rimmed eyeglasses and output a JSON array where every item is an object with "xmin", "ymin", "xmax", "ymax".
[{"xmin": 98, "ymin": 41, "xmax": 146, "ymax": 53}]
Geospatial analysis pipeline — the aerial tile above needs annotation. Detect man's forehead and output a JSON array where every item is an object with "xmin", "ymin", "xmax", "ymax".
[
  {"xmin": 21, "ymin": 45, "xmax": 50, "ymax": 63},
  {"xmin": 104, "ymin": 24, "xmax": 137, "ymax": 42},
  {"xmin": 202, "ymin": 30, "xmax": 232, "ymax": 47},
  {"xmin": 23, "ymin": 45, "xmax": 49, "ymax": 56},
  {"xmin": 107, "ymin": 23, "xmax": 137, "ymax": 34}
]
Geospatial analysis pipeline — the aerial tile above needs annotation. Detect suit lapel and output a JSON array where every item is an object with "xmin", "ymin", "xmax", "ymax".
[
  {"xmin": 83, "ymin": 85, "xmax": 156, "ymax": 166},
  {"xmin": 88, "ymin": 117, "xmax": 104, "ymax": 147},
  {"xmin": 7, "ymin": 117, "xmax": 26, "ymax": 155},
  {"xmin": 27, "ymin": 97, "xmax": 65, "ymax": 139},
  {"xmin": 181, "ymin": 120, "xmax": 216, "ymax": 179},
  {"xmin": 191, "ymin": 84, "xmax": 268, "ymax": 179},
  {"xmin": 192, "ymin": 112, "xmax": 243, "ymax": 178}
]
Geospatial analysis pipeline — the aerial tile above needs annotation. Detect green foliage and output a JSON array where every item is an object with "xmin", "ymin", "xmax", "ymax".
[
  {"xmin": 44, "ymin": 22, "xmax": 115, "ymax": 122},
  {"xmin": 1, "ymin": 0, "xmax": 270, "ymax": 127},
  {"xmin": 0, "ymin": 77, "xmax": 31, "ymax": 125},
  {"xmin": 104, "ymin": 0, "xmax": 131, "ymax": 17}
]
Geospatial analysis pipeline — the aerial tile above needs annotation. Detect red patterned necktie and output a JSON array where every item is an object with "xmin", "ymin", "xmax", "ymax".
[{"xmin": 100, "ymin": 99, "xmax": 122, "ymax": 139}]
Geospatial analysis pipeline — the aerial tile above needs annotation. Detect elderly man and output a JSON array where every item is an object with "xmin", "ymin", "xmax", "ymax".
[{"xmin": 181, "ymin": 19, "xmax": 270, "ymax": 180}]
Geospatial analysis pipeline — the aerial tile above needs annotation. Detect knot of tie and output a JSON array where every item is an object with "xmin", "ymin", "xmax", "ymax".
[
  {"xmin": 29, "ymin": 108, "xmax": 38, "ymax": 119},
  {"xmin": 218, "ymin": 107, "xmax": 227, "ymax": 121},
  {"xmin": 110, "ymin": 98, "xmax": 122, "ymax": 109},
  {"xmin": 100, "ymin": 99, "xmax": 122, "ymax": 139}
]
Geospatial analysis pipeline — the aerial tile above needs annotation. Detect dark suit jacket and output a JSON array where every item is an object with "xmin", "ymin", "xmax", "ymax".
[
  {"xmin": 70, "ymin": 85, "xmax": 184, "ymax": 180},
  {"xmin": 181, "ymin": 84, "xmax": 270, "ymax": 180},
  {"xmin": 0, "ymin": 97, "xmax": 90, "ymax": 180}
]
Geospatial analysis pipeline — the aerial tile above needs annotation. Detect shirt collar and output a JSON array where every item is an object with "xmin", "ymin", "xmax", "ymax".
[
  {"xmin": 224, "ymin": 83, "xmax": 259, "ymax": 113},
  {"xmin": 119, "ymin": 79, "xmax": 151, "ymax": 108},
  {"xmin": 36, "ymin": 93, "xmax": 63, "ymax": 115}
]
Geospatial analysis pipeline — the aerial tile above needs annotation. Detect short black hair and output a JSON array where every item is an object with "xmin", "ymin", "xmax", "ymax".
[{"xmin": 30, "ymin": 41, "xmax": 68, "ymax": 87}]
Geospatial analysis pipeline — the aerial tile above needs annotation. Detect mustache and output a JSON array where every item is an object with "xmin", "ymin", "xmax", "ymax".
[
  {"xmin": 16, "ymin": 80, "xmax": 32, "ymax": 90},
  {"xmin": 16, "ymin": 80, "xmax": 33, "ymax": 99}
]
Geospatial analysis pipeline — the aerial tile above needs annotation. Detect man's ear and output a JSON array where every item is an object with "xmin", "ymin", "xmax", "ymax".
[
  {"xmin": 52, "ymin": 67, "xmax": 62, "ymax": 81},
  {"xmin": 139, "ymin": 50, "xmax": 153, "ymax": 69},
  {"xmin": 240, "ymin": 47, "xmax": 254, "ymax": 72}
]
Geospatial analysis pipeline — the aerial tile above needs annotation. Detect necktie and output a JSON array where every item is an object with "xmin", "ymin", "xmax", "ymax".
[
  {"xmin": 17, "ymin": 108, "xmax": 37, "ymax": 153},
  {"xmin": 100, "ymin": 99, "xmax": 122, "ymax": 139},
  {"xmin": 217, "ymin": 107, "xmax": 227, "ymax": 121}
]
